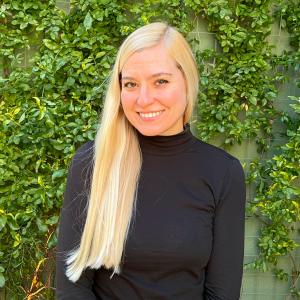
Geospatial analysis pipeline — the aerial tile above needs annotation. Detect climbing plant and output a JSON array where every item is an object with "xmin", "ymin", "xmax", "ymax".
[
  {"xmin": 0, "ymin": 0, "xmax": 299, "ymax": 299},
  {"xmin": 247, "ymin": 0, "xmax": 300, "ymax": 296},
  {"xmin": 186, "ymin": 0, "xmax": 278, "ymax": 151},
  {"xmin": 247, "ymin": 97, "xmax": 300, "ymax": 296}
]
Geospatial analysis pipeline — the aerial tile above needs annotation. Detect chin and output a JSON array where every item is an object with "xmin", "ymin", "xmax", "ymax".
[
  {"xmin": 135, "ymin": 125, "xmax": 166, "ymax": 136},
  {"xmin": 137, "ymin": 129, "xmax": 161, "ymax": 136}
]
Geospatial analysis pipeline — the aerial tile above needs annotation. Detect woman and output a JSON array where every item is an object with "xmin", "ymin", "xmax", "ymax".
[{"xmin": 56, "ymin": 22, "xmax": 246, "ymax": 299}]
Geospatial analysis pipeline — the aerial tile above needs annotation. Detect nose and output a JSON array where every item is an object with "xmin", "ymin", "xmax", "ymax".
[{"xmin": 136, "ymin": 84, "xmax": 154, "ymax": 107}]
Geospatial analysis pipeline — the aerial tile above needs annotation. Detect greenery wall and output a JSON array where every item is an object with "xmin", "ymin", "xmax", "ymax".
[{"xmin": 0, "ymin": 0, "xmax": 299, "ymax": 299}]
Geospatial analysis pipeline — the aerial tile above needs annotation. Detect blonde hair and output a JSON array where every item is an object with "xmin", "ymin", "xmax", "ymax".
[{"xmin": 65, "ymin": 22, "xmax": 199, "ymax": 282}]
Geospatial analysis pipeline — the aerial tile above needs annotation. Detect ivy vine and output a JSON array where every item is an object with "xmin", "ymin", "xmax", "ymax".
[
  {"xmin": 247, "ymin": 0, "xmax": 300, "ymax": 297},
  {"xmin": 186, "ymin": 0, "xmax": 278, "ymax": 151}
]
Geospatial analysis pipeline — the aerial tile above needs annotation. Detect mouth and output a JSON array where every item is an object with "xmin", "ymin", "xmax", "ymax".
[{"xmin": 138, "ymin": 110, "xmax": 164, "ymax": 119}]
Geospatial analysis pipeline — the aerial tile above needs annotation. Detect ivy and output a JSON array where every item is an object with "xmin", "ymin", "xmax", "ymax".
[
  {"xmin": 247, "ymin": 97, "xmax": 300, "ymax": 295},
  {"xmin": 247, "ymin": 0, "xmax": 300, "ymax": 296},
  {"xmin": 186, "ymin": 0, "xmax": 278, "ymax": 151}
]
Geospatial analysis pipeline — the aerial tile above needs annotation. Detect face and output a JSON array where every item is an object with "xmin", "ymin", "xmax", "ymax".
[{"xmin": 120, "ymin": 43, "xmax": 187, "ymax": 136}]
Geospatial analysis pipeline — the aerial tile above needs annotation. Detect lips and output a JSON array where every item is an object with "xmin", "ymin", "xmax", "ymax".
[{"xmin": 138, "ymin": 110, "xmax": 164, "ymax": 118}]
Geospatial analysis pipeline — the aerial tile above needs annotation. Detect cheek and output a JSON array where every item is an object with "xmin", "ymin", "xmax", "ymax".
[
  {"xmin": 121, "ymin": 91, "xmax": 135, "ymax": 111},
  {"xmin": 162, "ymin": 87, "xmax": 187, "ymax": 108}
]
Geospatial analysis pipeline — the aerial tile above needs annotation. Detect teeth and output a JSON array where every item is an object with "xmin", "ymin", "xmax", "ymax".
[{"xmin": 140, "ymin": 111, "xmax": 163, "ymax": 118}]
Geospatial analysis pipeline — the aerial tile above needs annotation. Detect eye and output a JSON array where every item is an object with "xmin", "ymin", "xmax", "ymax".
[
  {"xmin": 123, "ymin": 81, "xmax": 137, "ymax": 89},
  {"xmin": 155, "ymin": 79, "xmax": 169, "ymax": 86}
]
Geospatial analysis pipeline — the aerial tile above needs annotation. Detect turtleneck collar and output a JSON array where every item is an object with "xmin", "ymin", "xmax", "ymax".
[{"xmin": 137, "ymin": 123, "xmax": 197, "ymax": 156}]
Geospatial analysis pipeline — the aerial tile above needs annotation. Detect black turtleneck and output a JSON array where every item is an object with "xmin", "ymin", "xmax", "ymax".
[{"xmin": 56, "ymin": 124, "xmax": 246, "ymax": 300}]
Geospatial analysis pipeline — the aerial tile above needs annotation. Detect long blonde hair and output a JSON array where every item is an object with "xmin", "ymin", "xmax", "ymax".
[{"xmin": 65, "ymin": 22, "xmax": 199, "ymax": 282}]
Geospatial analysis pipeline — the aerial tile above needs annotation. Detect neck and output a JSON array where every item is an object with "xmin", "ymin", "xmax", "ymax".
[{"xmin": 137, "ymin": 123, "xmax": 196, "ymax": 156}]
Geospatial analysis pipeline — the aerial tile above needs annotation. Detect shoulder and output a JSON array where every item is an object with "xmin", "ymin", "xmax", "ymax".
[
  {"xmin": 63, "ymin": 140, "xmax": 95, "ymax": 213},
  {"xmin": 193, "ymin": 141, "xmax": 246, "ymax": 202},
  {"xmin": 191, "ymin": 138, "xmax": 242, "ymax": 171},
  {"xmin": 67, "ymin": 140, "xmax": 95, "ymax": 188},
  {"xmin": 72, "ymin": 140, "xmax": 95, "ymax": 165},
  {"xmin": 70, "ymin": 140, "xmax": 94, "ymax": 172},
  {"xmin": 189, "ymin": 137, "xmax": 245, "ymax": 203}
]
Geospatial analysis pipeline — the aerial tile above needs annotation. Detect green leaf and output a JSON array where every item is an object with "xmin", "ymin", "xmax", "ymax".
[
  {"xmin": 48, "ymin": 232, "xmax": 57, "ymax": 249},
  {"xmin": 36, "ymin": 218, "xmax": 48, "ymax": 233},
  {"xmin": 102, "ymin": 62, "xmax": 110, "ymax": 69},
  {"xmin": 20, "ymin": 22, "xmax": 28, "ymax": 30},
  {"xmin": 52, "ymin": 169, "xmax": 66, "ymax": 181},
  {"xmin": 0, "ymin": 273, "xmax": 5, "ymax": 288},
  {"xmin": 84, "ymin": 12, "xmax": 93, "ymax": 30},
  {"xmin": 18, "ymin": 112, "xmax": 26, "ymax": 123},
  {"xmin": 13, "ymin": 233, "xmax": 21, "ymax": 248},
  {"xmin": 249, "ymin": 96, "xmax": 257, "ymax": 105},
  {"xmin": 43, "ymin": 39, "xmax": 57, "ymax": 50},
  {"xmin": 0, "ymin": 216, "xmax": 7, "ymax": 232},
  {"xmin": 8, "ymin": 218, "xmax": 19, "ymax": 231},
  {"xmin": 96, "ymin": 51, "xmax": 106, "ymax": 58},
  {"xmin": 46, "ymin": 215, "xmax": 59, "ymax": 225},
  {"xmin": 38, "ymin": 175, "xmax": 44, "ymax": 187},
  {"xmin": 66, "ymin": 77, "xmax": 75, "ymax": 86},
  {"xmin": 216, "ymin": 113, "xmax": 223, "ymax": 120}
]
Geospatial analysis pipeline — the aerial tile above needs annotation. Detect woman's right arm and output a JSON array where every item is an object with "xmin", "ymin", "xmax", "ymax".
[{"xmin": 56, "ymin": 141, "xmax": 97, "ymax": 300}]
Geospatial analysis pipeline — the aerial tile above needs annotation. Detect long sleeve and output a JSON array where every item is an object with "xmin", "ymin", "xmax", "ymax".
[
  {"xmin": 55, "ymin": 141, "xmax": 97, "ymax": 300},
  {"xmin": 204, "ymin": 158, "xmax": 246, "ymax": 300}
]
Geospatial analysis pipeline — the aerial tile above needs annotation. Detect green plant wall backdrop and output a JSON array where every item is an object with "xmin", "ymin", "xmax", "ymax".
[{"xmin": 0, "ymin": 0, "xmax": 299, "ymax": 299}]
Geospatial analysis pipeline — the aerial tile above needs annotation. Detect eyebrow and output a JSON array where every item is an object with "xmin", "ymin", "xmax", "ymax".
[{"xmin": 121, "ymin": 72, "xmax": 173, "ymax": 81}]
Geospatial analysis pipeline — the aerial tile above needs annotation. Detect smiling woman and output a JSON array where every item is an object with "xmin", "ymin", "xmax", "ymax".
[
  {"xmin": 56, "ymin": 22, "xmax": 246, "ymax": 300},
  {"xmin": 120, "ymin": 43, "xmax": 187, "ymax": 136}
]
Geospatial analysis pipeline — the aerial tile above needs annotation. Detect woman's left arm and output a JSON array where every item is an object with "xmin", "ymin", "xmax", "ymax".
[{"xmin": 204, "ymin": 158, "xmax": 246, "ymax": 300}]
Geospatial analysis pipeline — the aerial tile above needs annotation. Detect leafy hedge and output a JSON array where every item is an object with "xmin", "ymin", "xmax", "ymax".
[
  {"xmin": 247, "ymin": 1, "xmax": 300, "ymax": 296},
  {"xmin": 0, "ymin": 0, "xmax": 299, "ymax": 298},
  {"xmin": 188, "ymin": 0, "xmax": 278, "ymax": 151}
]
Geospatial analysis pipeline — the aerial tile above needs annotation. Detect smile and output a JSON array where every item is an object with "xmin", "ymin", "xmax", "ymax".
[{"xmin": 139, "ymin": 110, "xmax": 164, "ymax": 118}]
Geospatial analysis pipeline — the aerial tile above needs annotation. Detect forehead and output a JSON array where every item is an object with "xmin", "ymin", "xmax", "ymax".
[{"xmin": 121, "ymin": 44, "xmax": 178, "ymax": 75}]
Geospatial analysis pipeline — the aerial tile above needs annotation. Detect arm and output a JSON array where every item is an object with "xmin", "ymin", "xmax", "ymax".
[
  {"xmin": 56, "ymin": 142, "xmax": 97, "ymax": 300},
  {"xmin": 204, "ymin": 158, "xmax": 246, "ymax": 300}
]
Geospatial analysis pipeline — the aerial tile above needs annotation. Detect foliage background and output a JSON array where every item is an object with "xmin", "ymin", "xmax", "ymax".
[{"xmin": 0, "ymin": 0, "xmax": 299, "ymax": 299}]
